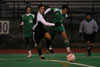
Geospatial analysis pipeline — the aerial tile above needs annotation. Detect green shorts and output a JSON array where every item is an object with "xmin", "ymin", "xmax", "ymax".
[
  {"xmin": 49, "ymin": 26, "xmax": 66, "ymax": 32},
  {"xmin": 48, "ymin": 26, "xmax": 66, "ymax": 37},
  {"xmin": 24, "ymin": 30, "xmax": 33, "ymax": 37}
]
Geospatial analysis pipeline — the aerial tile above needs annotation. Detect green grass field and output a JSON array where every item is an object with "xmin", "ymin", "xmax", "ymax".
[{"xmin": 0, "ymin": 53, "xmax": 100, "ymax": 67}]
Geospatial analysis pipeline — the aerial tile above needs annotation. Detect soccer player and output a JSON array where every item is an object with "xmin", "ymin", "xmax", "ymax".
[
  {"xmin": 44, "ymin": 5, "xmax": 71, "ymax": 54},
  {"xmin": 33, "ymin": 4, "xmax": 60, "ymax": 59},
  {"xmin": 79, "ymin": 13, "xmax": 98, "ymax": 56},
  {"xmin": 20, "ymin": 6, "xmax": 35, "ymax": 58}
]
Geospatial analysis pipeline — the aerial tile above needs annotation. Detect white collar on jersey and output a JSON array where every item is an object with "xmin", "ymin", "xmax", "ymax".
[{"xmin": 26, "ymin": 13, "xmax": 31, "ymax": 16}]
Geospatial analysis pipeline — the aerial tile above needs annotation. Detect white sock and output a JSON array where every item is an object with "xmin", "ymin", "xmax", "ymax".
[
  {"xmin": 28, "ymin": 50, "xmax": 32, "ymax": 55},
  {"xmin": 66, "ymin": 47, "xmax": 70, "ymax": 52}
]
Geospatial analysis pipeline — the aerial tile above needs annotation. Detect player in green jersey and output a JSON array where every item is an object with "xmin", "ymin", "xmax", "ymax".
[
  {"xmin": 44, "ymin": 5, "xmax": 71, "ymax": 54},
  {"xmin": 20, "ymin": 6, "xmax": 35, "ymax": 57}
]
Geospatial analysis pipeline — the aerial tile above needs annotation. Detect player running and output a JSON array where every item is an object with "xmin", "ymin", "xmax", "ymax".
[
  {"xmin": 33, "ymin": 4, "xmax": 60, "ymax": 59},
  {"xmin": 20, "ymin": 6, "xmax": 35, "ymax": 58},
  {"xmin": 44, "ymin": 5, "xmax": 71, "ymax": 54}
]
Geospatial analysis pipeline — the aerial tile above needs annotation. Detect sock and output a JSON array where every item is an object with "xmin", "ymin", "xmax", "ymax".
[
  {"xmin": 87, "ymin": 48, "xmax": 91, "ymax": 56},
  {"xmin": 37, "ymin": 48, "xmax": 42, "ymax": 56},
  {"xmin": 28, "ymin": 50, "xmax": 32, "ymax": 55},
  {"xmin": 66, "ymin": 47, "xmax": 70, "ymax": 53},
  {"xmin": 25, "ymin": 38, "xmax": 31, "ymax": 51},
  {"xmin": 49, "ymin": 46, "xmax": 52, "ymax": 50},
  {"xmin": 87, "ymin": 46, "xmax": 92, "ymax": 56},
  {"xmin": 27, "ymin": 50, "xmax": 32, "ymax": 57},
  {"xmin": 64, "ymin": 39, "xmax": 70, "ymax": 48},
  {"xmin": 27, "ymin": 44, "xmax": 31, "ymax": 51},
  {"xmin": 45, "ymin": 38, "xmax": 52, "ymax": 50},
  {"xmin": 64, "ymin": 39, "xmax": 71, "ymax": 53}
]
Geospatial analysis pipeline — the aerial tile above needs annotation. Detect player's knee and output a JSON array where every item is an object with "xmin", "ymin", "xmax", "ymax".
[
  {"xmin": 63, "ymin": 34, "xmax": 68, "ymax": 40},
  {"xmin": 45, "ymin": 32, "xmax": 51, "ymax": 39},
  {"xmin": 62, "ymin": 32, "xmax": 68, "ymax": 39}
]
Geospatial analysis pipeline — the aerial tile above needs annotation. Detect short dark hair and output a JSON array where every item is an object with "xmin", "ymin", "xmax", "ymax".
[
  {"xmin": 38, "ymin": 4, "xmax": 45, "ymax": 9},
  {"xmin": 62, "ymin": 5, "xmax": 68, "ymax": 9},
  {"xmin": 25, "ymin": 6, "xmax": 31, "ymax": 10}
]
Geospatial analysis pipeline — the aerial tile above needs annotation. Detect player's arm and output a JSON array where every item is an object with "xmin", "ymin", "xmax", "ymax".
[
  {"xmin": 20, "ymin": 15, "xmax": 25, "ymax": 26},
  {"xmin": 38, "ymin": 12, "xmax": 55, "ymax": 26},
  {"xmin": 94, "ymin": 20, "xmax": 98, "ymax": 33},
  {"xmin": 44, "ymin": 8, "xmax": 60, "ymax": 15}
]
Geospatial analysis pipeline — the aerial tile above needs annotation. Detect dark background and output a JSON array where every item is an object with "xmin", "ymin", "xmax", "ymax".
[{"xmin": 0, "ymin": 0, "xmax": 100, "ymax": 49}]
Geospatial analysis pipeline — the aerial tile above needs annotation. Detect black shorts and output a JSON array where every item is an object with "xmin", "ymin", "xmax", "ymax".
[
  {"xmin": 33, "ymin": 29, "xmax": 47, "ymax": 45},
  {"xmin": 83, "ymin": 32, "xmax": 96, "ymax": 43}
]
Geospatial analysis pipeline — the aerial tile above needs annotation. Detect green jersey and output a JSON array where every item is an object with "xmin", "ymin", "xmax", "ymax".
[
  {"xmin": 22, "ymin": 13, "xmax": 35, "ymax": 37},
  {"xmin": 49, "ymin": 8, "xmax": 68, "ymax": 32}
]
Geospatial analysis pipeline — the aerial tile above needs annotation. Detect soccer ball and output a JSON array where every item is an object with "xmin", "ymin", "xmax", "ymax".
[{"xmin": 67, "ymin": 53, "xmax": 75, "ymax": 62}]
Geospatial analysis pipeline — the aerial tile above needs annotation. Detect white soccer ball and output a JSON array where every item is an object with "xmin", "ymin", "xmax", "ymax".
[{"xmin": 67, "ymin": 53, "xmax": 75, "ymax": 62}]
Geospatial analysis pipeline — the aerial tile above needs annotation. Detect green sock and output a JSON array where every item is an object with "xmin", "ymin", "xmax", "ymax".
[
  {"xmin": 64, "ymin": 39, "xmax": 70, "ymax": 48},
  {"xmin": 27, "ymin": 44, "xmax": 31, "ymax": 51}
]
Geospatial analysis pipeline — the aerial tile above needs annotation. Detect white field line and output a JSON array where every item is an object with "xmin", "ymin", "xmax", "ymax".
[
  {"xmin": 44, "ymin": 60, "xmax": 96, "ymax": 67},
  {"xmin": 0, "ymin": 58, "xmax": 97, "ymax": 67}
]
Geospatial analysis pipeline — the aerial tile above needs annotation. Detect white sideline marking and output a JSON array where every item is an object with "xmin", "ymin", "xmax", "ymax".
[
  {"xmin": 0, "ymin": 59, "xmax": 97, "ymax": 67},
  {"xmin": 44, "ymin": 60, "xmax": 96, "ymax": 67}
]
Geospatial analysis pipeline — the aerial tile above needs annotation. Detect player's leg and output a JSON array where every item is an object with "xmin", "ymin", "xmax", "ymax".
[
  {"xmin": 87, "ymin": 33, "xmax": 95, "ymax": 56},
  {"xmin": 25, "ymin": 37, "xmax": 32, "ymax": 58},
  {"xmin": 90, "ymin": 32, "xmax": 96, "ymax": 49},
  {"xmin": 32, "ymin": 32, "xmax": 37, "ymax": 47},
  {"xmin": 34, "ymin": 32, "xmax": 45, "ymax": 59},
  {"xmin": 45, "ymin": 32, "xmax": 54, "ymax": 53},
  {"xmin": 87, "ymin": 41, "xmax": 92, "ymax": 56},
  {"xmin": 61, "ymin": 32, "xmax": 71, "ymax": 53},
  {"xmin": 84, "ymin": 33, "xmax": 92, "ymax": 56}
]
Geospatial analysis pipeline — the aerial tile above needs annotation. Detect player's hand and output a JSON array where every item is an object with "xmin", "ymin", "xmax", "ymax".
[{"xmin": 55, "ymin": 22, "xmax": 61, "ymax": 26}]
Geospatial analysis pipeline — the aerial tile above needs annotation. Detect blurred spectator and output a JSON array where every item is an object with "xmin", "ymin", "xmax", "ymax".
[{"xmin": 79, "ymin": 13, "xmax": 98, "ymax": 56}]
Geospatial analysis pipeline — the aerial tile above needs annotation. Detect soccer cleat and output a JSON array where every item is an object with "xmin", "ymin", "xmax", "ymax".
[
  {"xmin": 40, "ymin": 55, "xmax": 45, "ymax": 59},
  {"xmin": 49, "ymin": 50, "xmax": 54, "ymax": 53},
  {"xmin": 48, "ymin": 47, "xmax": 54, "ymax": 53},
  {"xmin": 46, "ymin": 49, "xmax": 54, "ymax": 54},
  {"xmin": 27, "ymin": 55, "xmax": 32, "ymax": 58}
]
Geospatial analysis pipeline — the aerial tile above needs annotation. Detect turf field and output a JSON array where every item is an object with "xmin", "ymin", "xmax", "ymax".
[{"xmin": 0, "ymin": 53, "xmax": 100, "ymax": 67}]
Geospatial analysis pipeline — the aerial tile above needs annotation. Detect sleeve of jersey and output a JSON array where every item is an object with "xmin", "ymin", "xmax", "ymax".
[
  {"xmin": 94, "ymin": 21, "xmax": 98, "ymax": 32},
  {"xmin": 53, "ymin": 8, "xmax": 60, "ymax": 12},
  {"xmin": 44, "ymin": 8, "xmax": 51, "ymax": 15},
  {"xmin": 20, "ymin": 15, "xmax": 24, "ymax": 25},
  {"xmin": 38, "ymin": 13, "xmax": 55, "ymax": 26},
  {"xmin": 44, "ymin": 8, "xmax": 59, "ymax": 15}
]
